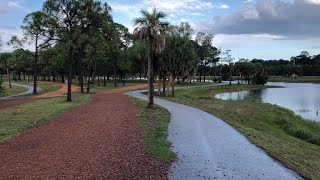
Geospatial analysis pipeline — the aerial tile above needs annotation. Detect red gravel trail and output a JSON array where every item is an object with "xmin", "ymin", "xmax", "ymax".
[{"xmin": 0, "ymin": 85, "xmax": 169, "ymax": 179}]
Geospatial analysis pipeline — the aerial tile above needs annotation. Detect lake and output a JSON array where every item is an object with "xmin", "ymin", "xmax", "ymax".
[{"xmin": 215, "ymin": 82, "xmax": 320, "ymax": 121}]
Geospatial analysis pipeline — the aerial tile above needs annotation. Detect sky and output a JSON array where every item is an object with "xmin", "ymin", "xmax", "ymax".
[{"xmin": 0, "ymin": 0, "xmax": 320, "ymax": 60}]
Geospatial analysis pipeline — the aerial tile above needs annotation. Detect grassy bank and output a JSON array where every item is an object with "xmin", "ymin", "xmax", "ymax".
[
  {"xmin": 269, "ymin": 76, "xmax": 320, "ymax": 83},
  {"xmin": 0, "ymin": 95, "xmax": 90, "ymax": 143},
  {"xmin": 167, "ymin": 84, "xmax": 320, "ymax": 179},
  {"xmin": 72, "ymin": 80, "xmax": 144, "ymax": 93},
  {"xmin": 133, "ymin": 98, "xmax": 176, "ymax": 162},
  {"xmin": 0, "ymin": 84, "xmax": 27, "ymax": 97}
]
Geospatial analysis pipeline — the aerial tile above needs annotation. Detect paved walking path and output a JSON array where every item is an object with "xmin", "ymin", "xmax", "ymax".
[
  {"xmin": 126, "ymin": 87, "xmax": 301, "ymax": 180},
  {"xmin": 0, "ymin": 83, "xmax": 42, "ymax": 100}
]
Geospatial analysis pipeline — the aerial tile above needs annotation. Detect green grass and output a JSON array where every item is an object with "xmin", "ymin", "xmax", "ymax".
[
  {"xmin": 0, "ymin": 84, "xmax": 27, "ymax": 97},
  {"xmin": 175, "ymin": 81, "xmax": 218, "ymax": 87},
  {"xmin": 166, "ymin": 84, "xmax": 320, "ymax": 179},
  {"xmin": 73, "ymin": 81, "xmax": 144, "ymax": 93},
  {"xmin": 0, "ymin": 95, "xmax": 91, "ymax": 143},
  {"xmin": 20, "ymin": 81, "xmax": 62, "ymax": 94},
  {"xmin": 132, "ymin": 97, "xmax": 176, "ymax": 162},
  {"xmin": 2, "ymin": 80, "xmax": 62, "ymax": 95},
  {"xmin": 269, "ymin": 76, "xmax": 320, "ymax": 83}
]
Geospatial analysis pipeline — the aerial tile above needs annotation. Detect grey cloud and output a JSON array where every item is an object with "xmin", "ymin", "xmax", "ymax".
[{"xmin": 211, "ymin": 0, "xmax": 320, "ymax": 38}]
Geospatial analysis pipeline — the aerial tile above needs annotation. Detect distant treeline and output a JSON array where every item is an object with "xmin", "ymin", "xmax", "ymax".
[{"xmin": 201, "ymin": 51, "xmax": 320, "ymax": 78}]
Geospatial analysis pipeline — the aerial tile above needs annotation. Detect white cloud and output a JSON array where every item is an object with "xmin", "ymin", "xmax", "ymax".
[
  {"xmin": 144, "ymin": 0, "xmax": 215, "ymax": 13},
  {"xmin": 0, "ymin": 0, "xmax": 24, "ymax": 14},
  {"xmin": 304, "ymin": 0, "xmax": 320, "ymax": 4},
  {"xmin": 216, "ymin": 4, "xmax": 230, "ymax": 9}
]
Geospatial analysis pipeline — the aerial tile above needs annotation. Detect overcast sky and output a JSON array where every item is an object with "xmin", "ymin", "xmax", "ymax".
[{"xmin": 0, "ymin": 0, "xmax": 319, "ymax": 60}]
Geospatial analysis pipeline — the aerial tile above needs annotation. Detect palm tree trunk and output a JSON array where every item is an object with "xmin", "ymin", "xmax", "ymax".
[{"xmin": 147, "ymin": 54, "xmax": 154, "ymax": 108}]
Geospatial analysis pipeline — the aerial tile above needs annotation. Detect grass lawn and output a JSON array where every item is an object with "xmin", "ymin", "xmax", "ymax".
[
  {"xmin": 73, "ymin": 81, "xmax": 145, "ymax": 93},
  {"xmin": 269, "ymin": 76, "xmax": 320, "ymax": 83},
  {"xmin": 132, "ymin": 98, "xmax": 176, "ymax": 162},
  {"xmin": 0, "ymin": 95, "xmax": 90, "ymax": 143},
  {"xmin": 0, "ymin": 84, "xmax": 27, "ymax": 97},
  {"xmin": 174, "ymin": 81, "xmax": 218, "ymax": 87},
  {"xmin": 166, "ymin": 84, "xmax": 320, "ymax": 179},
  {"xmin": 3, "ymin": 80, "xmax": 62, "ymax": 95}
]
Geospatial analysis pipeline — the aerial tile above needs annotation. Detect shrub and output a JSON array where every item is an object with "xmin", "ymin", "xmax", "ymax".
[{"xmin": 0, "ymin": 80, "xmax": 4, "ymax": 93}]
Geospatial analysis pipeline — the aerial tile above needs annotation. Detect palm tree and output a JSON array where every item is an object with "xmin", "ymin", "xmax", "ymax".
[{"xmin": 133, "ymin": 8, "xmax": 168, "ymax": 108}]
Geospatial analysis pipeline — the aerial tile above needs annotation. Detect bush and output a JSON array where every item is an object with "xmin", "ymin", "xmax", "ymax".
[
  {"xmin": 252, "ymin": 74, "xmax": 268, "ymax": 85},
  {"xmin": 0, "ymin": 80, "xmax": 4, "ymax": 93}
]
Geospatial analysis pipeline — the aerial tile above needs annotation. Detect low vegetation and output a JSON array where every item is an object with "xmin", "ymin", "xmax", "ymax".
[
  {"xmin": 0, "ymin": 83, "xmax": 27, "ymax": 97},
  {"xmin": 133, "ymin": 98, "xmax": 176, "ymax": 162},
  {"xmin": 269, "ymin": 76, "xmax": 320, "ymax": 83},
  {"xmin": 0, "ymin": 95, "xmax": 90, "ymax": 143},
  {"xmin": 167, "ymin": 84, "xmax": 320, "ymax": 179}
]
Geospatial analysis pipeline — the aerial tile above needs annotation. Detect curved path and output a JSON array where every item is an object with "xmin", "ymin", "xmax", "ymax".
[
  {"xmin": 0, "ymin": 83, "xmax": 42, "ymax": 100},
  {"xmin": 0, "ymin": 84, "xmax": 169, "ymax": 179},
  {"xmin": 126, "ymin": 87, "xmax": 301, "ymax": 180}
]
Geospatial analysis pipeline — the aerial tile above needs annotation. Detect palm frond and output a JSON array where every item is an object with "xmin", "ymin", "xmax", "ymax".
[
  {"xmin": 133, "ymin": 17, "xmax": 148, "ymax": 26},
  {"xmin": 156, "ymin": 11, "xmax": 167, "ymax": 20}
]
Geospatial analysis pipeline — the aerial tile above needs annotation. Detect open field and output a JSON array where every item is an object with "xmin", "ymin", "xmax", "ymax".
[
  {"xmin": 133, "ymin": 98, "xmax": 176, "ymax": 162},
  {"xmin": 166, "ymin": 84, "xmax": 320, "ymax": 179},
  {"xmin": 0, "ymin": 95, "xmax": 90, "ymax": 143}
]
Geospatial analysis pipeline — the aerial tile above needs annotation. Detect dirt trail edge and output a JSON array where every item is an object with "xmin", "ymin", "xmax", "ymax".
[
  {"xmin": 0, "ymin": 84, "xmax": 169, "ymax": 179},
  {"xmin": 126, "ymin": 89, "xmax": 302, "ymax": 180}
]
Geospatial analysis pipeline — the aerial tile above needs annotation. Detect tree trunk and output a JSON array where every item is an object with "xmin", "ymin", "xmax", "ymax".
[
  {"xmin": 229, "ymin": 68, "xmax": 232, "ymax": 85},
  {"xmin": 33, "ymin": 38, "xmax": 38, "ymax": 95},
  {"xmin": 66, "ymin": 43, "xmax": 73, "ymax": 102},
  {"xmin": 147, "ymin": 54, "xmax": 154, "ymax": 108},
  {"xmin": 203, "ymin": 68, "xmax": 206, "ymax": 83},
  {"xmin": 87, "ymin": 66, "xmax": 93, "ymax": 93},
  {"xmin": 171, "ymin": 75, "xmax": 175, "ymax": 97},
  {"xmin": 78, "ymin": 56, "xmax": 84, "ymax": 94},
  {"xmin": 98, "ymin": 76, "xmax": 100, "ymax": 86},
  {"xmin": 113, "ymin": 60, "xmax": 117, "ymax": 87},
  {"xmin": 219, "ymin": 65, "xmax": 223, "ymax": 83},
  {"xmin": 7, "ymin": 69, "xmax": 12, "ymax": 88},
  {"xmin": 103, "ymin": 75, "xmax": 106, "ymax": 86},
  {"xmin": 87, "ymin": 76, "xmax": 91, "ymax": 93},
  {"xmin": 162, "ymin": 75, "xmax": 166, "ymax": 96}
]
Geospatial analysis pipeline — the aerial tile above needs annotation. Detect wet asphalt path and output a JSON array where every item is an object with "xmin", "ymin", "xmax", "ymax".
[
  {"xmin": 0, "ymin": 83, "xmax": 42, "ymax": 100},
  {"xmin": 126, "ymin": 84, "xmax": 301, "ymax": 180}
]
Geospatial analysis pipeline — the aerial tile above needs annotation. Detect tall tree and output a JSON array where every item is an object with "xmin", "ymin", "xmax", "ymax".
[
  {"xmin": 43, "ymin": 0, "xmax": 111, "ymax": 101},
  {"xmin": 222, "ymin": 50, "xmax": 234, "ymax": 85},
  {"xmin": 134, "ymin": 8, "xmax": 168, "ymax": 108},
  {"xmin": 19, "ymin": 11, "xmax": 52, "ymax": 94},
  {"xmin": 195, "ymin": 32, "xmax": 219, "ymax": 82}
]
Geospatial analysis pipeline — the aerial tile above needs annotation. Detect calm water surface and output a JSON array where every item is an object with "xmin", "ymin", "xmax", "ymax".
[{"xmin": 215, "ymin": 82, "xmax": 320, "ymax": 121}]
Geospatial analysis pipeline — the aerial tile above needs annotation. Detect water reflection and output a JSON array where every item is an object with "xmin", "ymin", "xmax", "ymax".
[{"xmin": 215, "ymin": 82, "xmax": 320, "ymax": 121}]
